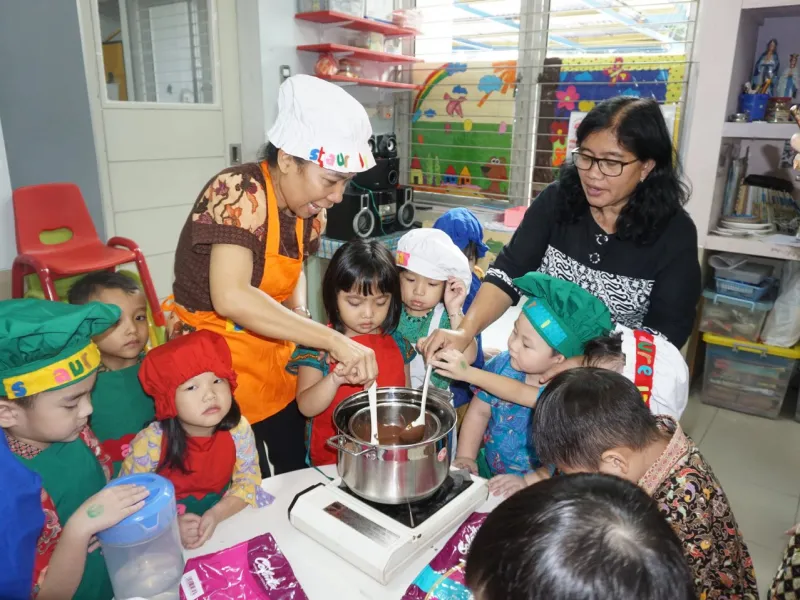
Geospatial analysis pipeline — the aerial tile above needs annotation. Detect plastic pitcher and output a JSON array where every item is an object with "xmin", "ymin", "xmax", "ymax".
[{"xmin": 97, "ymin": 474, "xmax": 184, "ymax": 600}]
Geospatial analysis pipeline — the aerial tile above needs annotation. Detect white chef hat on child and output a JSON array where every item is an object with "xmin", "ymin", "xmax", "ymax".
[
  {"xmin": 267, "ymin": 74, "xmax": 376, "ymax": 174},
  {"xmin": 616, "ymin": 324, "xmax": 689, "ymax": 420},
  {"xmin": 396, "ymin": 228, "xmax": 472, "ymax": 293}
]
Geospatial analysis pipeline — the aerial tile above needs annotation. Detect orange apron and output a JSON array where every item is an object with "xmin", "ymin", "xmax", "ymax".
[{"xmin": 165, "ymin": 163, "xmax": 304, "ymax": 424}]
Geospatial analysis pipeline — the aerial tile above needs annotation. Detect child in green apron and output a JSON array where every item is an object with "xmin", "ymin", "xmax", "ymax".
[
  {"xmin": 120, "ymin": 330, "xmax": 271, "ymax": 550},
  {"xmin": 0, "ymin": 299, "xmax": 149, "ymax": 600},
  {"xmin": 69, "ymin": 272, "xmax": 155, "ymax": 475},
  {"xmin": 395, "ymin": 228, "xmax": 478, "ymax": 391}
]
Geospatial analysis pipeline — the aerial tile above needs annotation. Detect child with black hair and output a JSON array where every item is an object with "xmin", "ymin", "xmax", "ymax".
[
  {"xmin": 69, "ymin": 271, "xmax": 155, "ymax": 473},
  {"xmin": 441, "ymin": 273, "xmax": 612, "ymax": 498},
  {"xmin": 533, "ymin": 368, "xmax": 757, "ymax": 599},
  {"xmin": 120, "ymin": 330, "xmax": 269, "ymax": 549},
  {"xmin": 286, "ymin": 239, "xmax": 415, "ymax": 466},
  {"xmin": 0, "ymin": 299, "xmax": 149, "ymax": 599},
  {"xmin": 466, "ymin": 473, "xmax": 697, "ymax": 600}
]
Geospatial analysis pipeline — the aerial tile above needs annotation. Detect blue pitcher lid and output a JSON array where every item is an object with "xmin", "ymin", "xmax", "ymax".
[{"xmin": 96, "ymin": 473, "xmax": 177, "ymax": 546}]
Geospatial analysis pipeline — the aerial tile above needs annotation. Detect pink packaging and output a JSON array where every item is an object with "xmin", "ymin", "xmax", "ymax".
[
  {"xmin": 180, "ymin": 533, "xmax": 308, "ymax": 600},
  {"xmin": 401, "ymin": 512, "xmax": 488, "ymax": 600}
]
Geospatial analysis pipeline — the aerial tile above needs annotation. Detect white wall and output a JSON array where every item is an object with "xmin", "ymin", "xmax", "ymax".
[{"xmin": 0, "ymin": 117, "xmax": 14, "ymax": 270}]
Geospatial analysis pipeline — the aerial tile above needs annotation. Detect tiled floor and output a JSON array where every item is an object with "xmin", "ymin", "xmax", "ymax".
[{"xmin": 680, "ymin": 392, "xmax": 800, "ymax": 598}]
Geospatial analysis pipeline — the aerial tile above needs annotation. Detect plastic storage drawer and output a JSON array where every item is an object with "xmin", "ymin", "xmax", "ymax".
[
  {"xmin": 701, "ymin": 333, "xmax": 800, "ymax": 419},
  {"xmin": 699, "ymin": 289, "xmax": 774, "ymax": 343}
]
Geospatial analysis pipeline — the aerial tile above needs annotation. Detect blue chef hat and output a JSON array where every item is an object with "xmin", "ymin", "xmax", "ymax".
[{"xmin": 433, "ymin": 208, "xmax": 489, "ymax": 259}]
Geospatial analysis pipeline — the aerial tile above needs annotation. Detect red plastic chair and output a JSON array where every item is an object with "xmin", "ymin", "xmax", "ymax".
[{"xmin": 11, "ymin": 183, "xmax": 165, "ymax": 327}]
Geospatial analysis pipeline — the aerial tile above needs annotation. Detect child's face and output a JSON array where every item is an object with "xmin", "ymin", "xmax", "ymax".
[
  {"xmin": 91, "ymin": 288, "xmax": 149, "ymax": 362},
  {"xmin": 337, "ymin": 283, "xmax": 390, "ymax": 336},
  {"xmin": 0, "ymin": 374, "xmax": 96, "ymax": 447},
  {"xmin": 400, "ymin": 269, "xmax": 445, "ymax": 317},
  {"xmin": 507, "ymin": 315, "xmax": 565, "ymax": 375},
  {"xmin": 174, "ymin": 371, "xmax": 233, "ymax": 434}
]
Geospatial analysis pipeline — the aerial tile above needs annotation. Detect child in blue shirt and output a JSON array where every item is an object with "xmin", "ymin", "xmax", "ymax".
[
  {"xmin": 432, "ymin": 208, "xmax": 489, "ymax": 416},
  {"xmin": 437, "ymin": 272, "xmax": 613, "ymax": 497}
]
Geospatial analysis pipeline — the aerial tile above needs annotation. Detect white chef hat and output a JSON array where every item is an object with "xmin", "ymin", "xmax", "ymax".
[
  {"xmin": 396, "ymin": 228, "xmax": 472, "ymax": 293},
  {"xmin": 616, "ymin": 325, "xmax": 689, "ymax": 420},
  {"xmin": 267, "ymin": 74, "xmax": 376, "ymax": 174}
]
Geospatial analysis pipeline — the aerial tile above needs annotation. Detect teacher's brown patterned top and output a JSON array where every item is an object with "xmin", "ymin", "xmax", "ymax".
[
  {"xmin": 639, "ymin": 417, "xmax": 758, "ymax": 600},
  {"xmin": 173, "ymin": 162, "xmax": 321, "ymax": 312}
]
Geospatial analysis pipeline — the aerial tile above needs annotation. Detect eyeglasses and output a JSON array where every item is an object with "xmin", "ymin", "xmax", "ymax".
[{"xmin": 571, "ymin": 150, "xmax": 639, "ymax": 177}]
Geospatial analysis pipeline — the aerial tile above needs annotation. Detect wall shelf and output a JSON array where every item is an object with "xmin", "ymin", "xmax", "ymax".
[
  {"xmin": 297, "ymin": 43, "xmax": 420, "ymax": 64},
  {"xmin": 295, "ymin": 11, "xmax": 417, "ymax": 37},
  {"xmin": 316, "ymin": 74, "xmax": 418, "ymax": 90},
  {"xmin": 721, "ymin": 121, "xmax": 799, "ymax": 139},
  {"xmin": 705, "ymin": 233, "xmax": 800, "ymax": 260}
]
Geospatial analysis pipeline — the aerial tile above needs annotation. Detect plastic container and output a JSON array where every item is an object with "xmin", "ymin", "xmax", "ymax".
[
  {"xmin": 503, "ymin": 205, "xmax": 526, "ymax": 228},
  {"xmin": 98, "ymin": 474, "xmax": 184, "ymax": 600},
  {"xmin": 738, "ymin": 93, "xmax": 769, "ymax": 121},
  {"xmin": 701, "ymin": 333, "xmax": 800, "ymax": 419},
  {"xmin": 714, "ymin": 261, "xmax": 772, "ymax": 286},
  {"xmin": 297, "ymin": 0, "xmax": 365, "ymax": 17},
  {"xmin": 714, "ymin": 276, "xmax": 773, "ymax": 301},
  {"xmin": 699, "ymin": 289, "xmax": 775, "ymax": 342}
]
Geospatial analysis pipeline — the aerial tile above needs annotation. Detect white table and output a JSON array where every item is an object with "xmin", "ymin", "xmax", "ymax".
[{"xmin": 185, "ymin": 465, "xmax": 503, "ymax": 599}]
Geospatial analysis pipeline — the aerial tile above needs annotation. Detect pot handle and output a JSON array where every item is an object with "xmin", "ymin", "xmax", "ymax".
[{"xmin": 326, "ymin": 435, "xmax": 377, "ymax": 457}]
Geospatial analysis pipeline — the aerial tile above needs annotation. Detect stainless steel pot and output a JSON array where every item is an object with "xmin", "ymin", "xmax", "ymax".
[{"xmin": 326, "ymin": 387, "xmax": 456, "ymax": 505}]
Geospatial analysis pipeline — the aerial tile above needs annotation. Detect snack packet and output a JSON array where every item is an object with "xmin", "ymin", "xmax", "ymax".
[
  {"xmin": 401, "ymin": 512, "xmax": 488, "ymax": 600},
  {"xmin": 180, "ymin": 533, "xmax": 307, "ymax": 600}
]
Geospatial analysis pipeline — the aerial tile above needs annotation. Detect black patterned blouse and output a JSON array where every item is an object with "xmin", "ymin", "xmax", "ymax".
[{"xmin": 485, "ymin": 181, "xmax": 701, "ymax": 348}]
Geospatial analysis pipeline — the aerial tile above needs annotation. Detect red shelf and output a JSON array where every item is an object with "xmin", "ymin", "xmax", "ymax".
[
  {"xmin": 295, "ymin": 10, "xmax": 417, "ymax": 37},
  {"xmin": 317, "ymin": 74, "xmax": 419, "ymax": 90},
  {"xmin": 298, "ymin": 43, "xmax": 420, "ymax": 63}
]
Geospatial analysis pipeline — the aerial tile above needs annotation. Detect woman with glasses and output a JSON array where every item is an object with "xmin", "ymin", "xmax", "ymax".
[{"xmin": 422, "ymin": 96, "xmax": 701, "ymax": 369}]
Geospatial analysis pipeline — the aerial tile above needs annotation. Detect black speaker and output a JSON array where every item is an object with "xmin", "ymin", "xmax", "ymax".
[
  {"xmin": 394, "ymin": 185, "xmax": 416, "ymax": 229},
  {"xmin": 376, "ymin": 133, "xmax": 397, "ymax": 158},
  {"xmin": 367, "ymin": 135, "xmax": 378, "ymax": 155},
  {"xmin": 353, "ymin": 157, "xmax": 399, "ymax": 191},
  {"xmin": 326, "ymin": 188, "xmax": 397, "ymax": 241}
]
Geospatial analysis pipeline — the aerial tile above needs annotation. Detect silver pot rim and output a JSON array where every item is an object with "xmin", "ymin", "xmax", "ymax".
[{"xmin": 331, "ymin": 386, "xmax": 456, "ymax": 450}]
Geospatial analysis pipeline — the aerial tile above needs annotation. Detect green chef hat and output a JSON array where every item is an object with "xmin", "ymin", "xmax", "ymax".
[
  {"xmin": 0, "ymin": 299, "xmax": 120, "ymax": 399},
  {"xmin": 513, "ymin": 273, "xmax": 613, "ymax": 358}
]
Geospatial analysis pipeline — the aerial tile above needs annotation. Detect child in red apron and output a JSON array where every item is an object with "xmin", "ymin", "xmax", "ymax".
[
  {"xmin": 0, "ymin": 299, "xmax": 149, "ymax": 600},
  {"xmin": 68, "ymin": 271, "xmax": 155, "ymax": 475},
  {"xmin": 121, "ymin": 330, "xmax": 271, "ymax": 550},
  {"xmin": 286, "ymin": 240, "xmax": 415, "ymax": 466}
]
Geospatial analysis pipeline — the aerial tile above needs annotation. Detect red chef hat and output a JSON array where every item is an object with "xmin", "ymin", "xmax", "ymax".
[{"xmin": 139, "ymin": 330, "xmax": 238, "ymax": 420}]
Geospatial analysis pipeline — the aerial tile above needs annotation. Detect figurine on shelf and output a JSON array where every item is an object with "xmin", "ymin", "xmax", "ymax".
[
  {"xmin": 752, "ymin": 38, "xmax": 780, "ymax": 96},
  {"xmin": 777, "ymin": 54, "xmax": 799, "ymax": 99}
]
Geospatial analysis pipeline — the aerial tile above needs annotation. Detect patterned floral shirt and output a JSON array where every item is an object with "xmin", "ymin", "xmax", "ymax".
[
  {"xmin": 119, "ymin": 417, "xmax": 271, "ymax": 508},
  {"xmin": 639, "ymin": 417, "xmax": 758, "ymax": 600},
  {"xmin": 471, "ymin": 352, "xmax": 540, "ymax": 475}
]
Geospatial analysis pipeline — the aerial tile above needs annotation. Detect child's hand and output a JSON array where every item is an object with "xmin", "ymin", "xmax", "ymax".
[
  {"xmin": 179, "ymin": 513, "xmax": 202, "ymax": 548},
  {"xmin": 488, "ymin": 474, "xmax": 527, "ymax": 497},
  {"xmin": 453, "ymin": 456, "xmax": 479, "ymax": 475},
  {"xmin": 67, "ymin": 484, "xmax": 149, "ymax": 540},
  {"xmin": 191, "ymin": 510, "xmax": 219, "ymax": 549},
  {"xmin": 429, "ymin": 348, "xmax": 472, "ymax": 382},
  {"xmin": 444, "ymin": 276, "xmax": 467, "ymax": 316}
]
